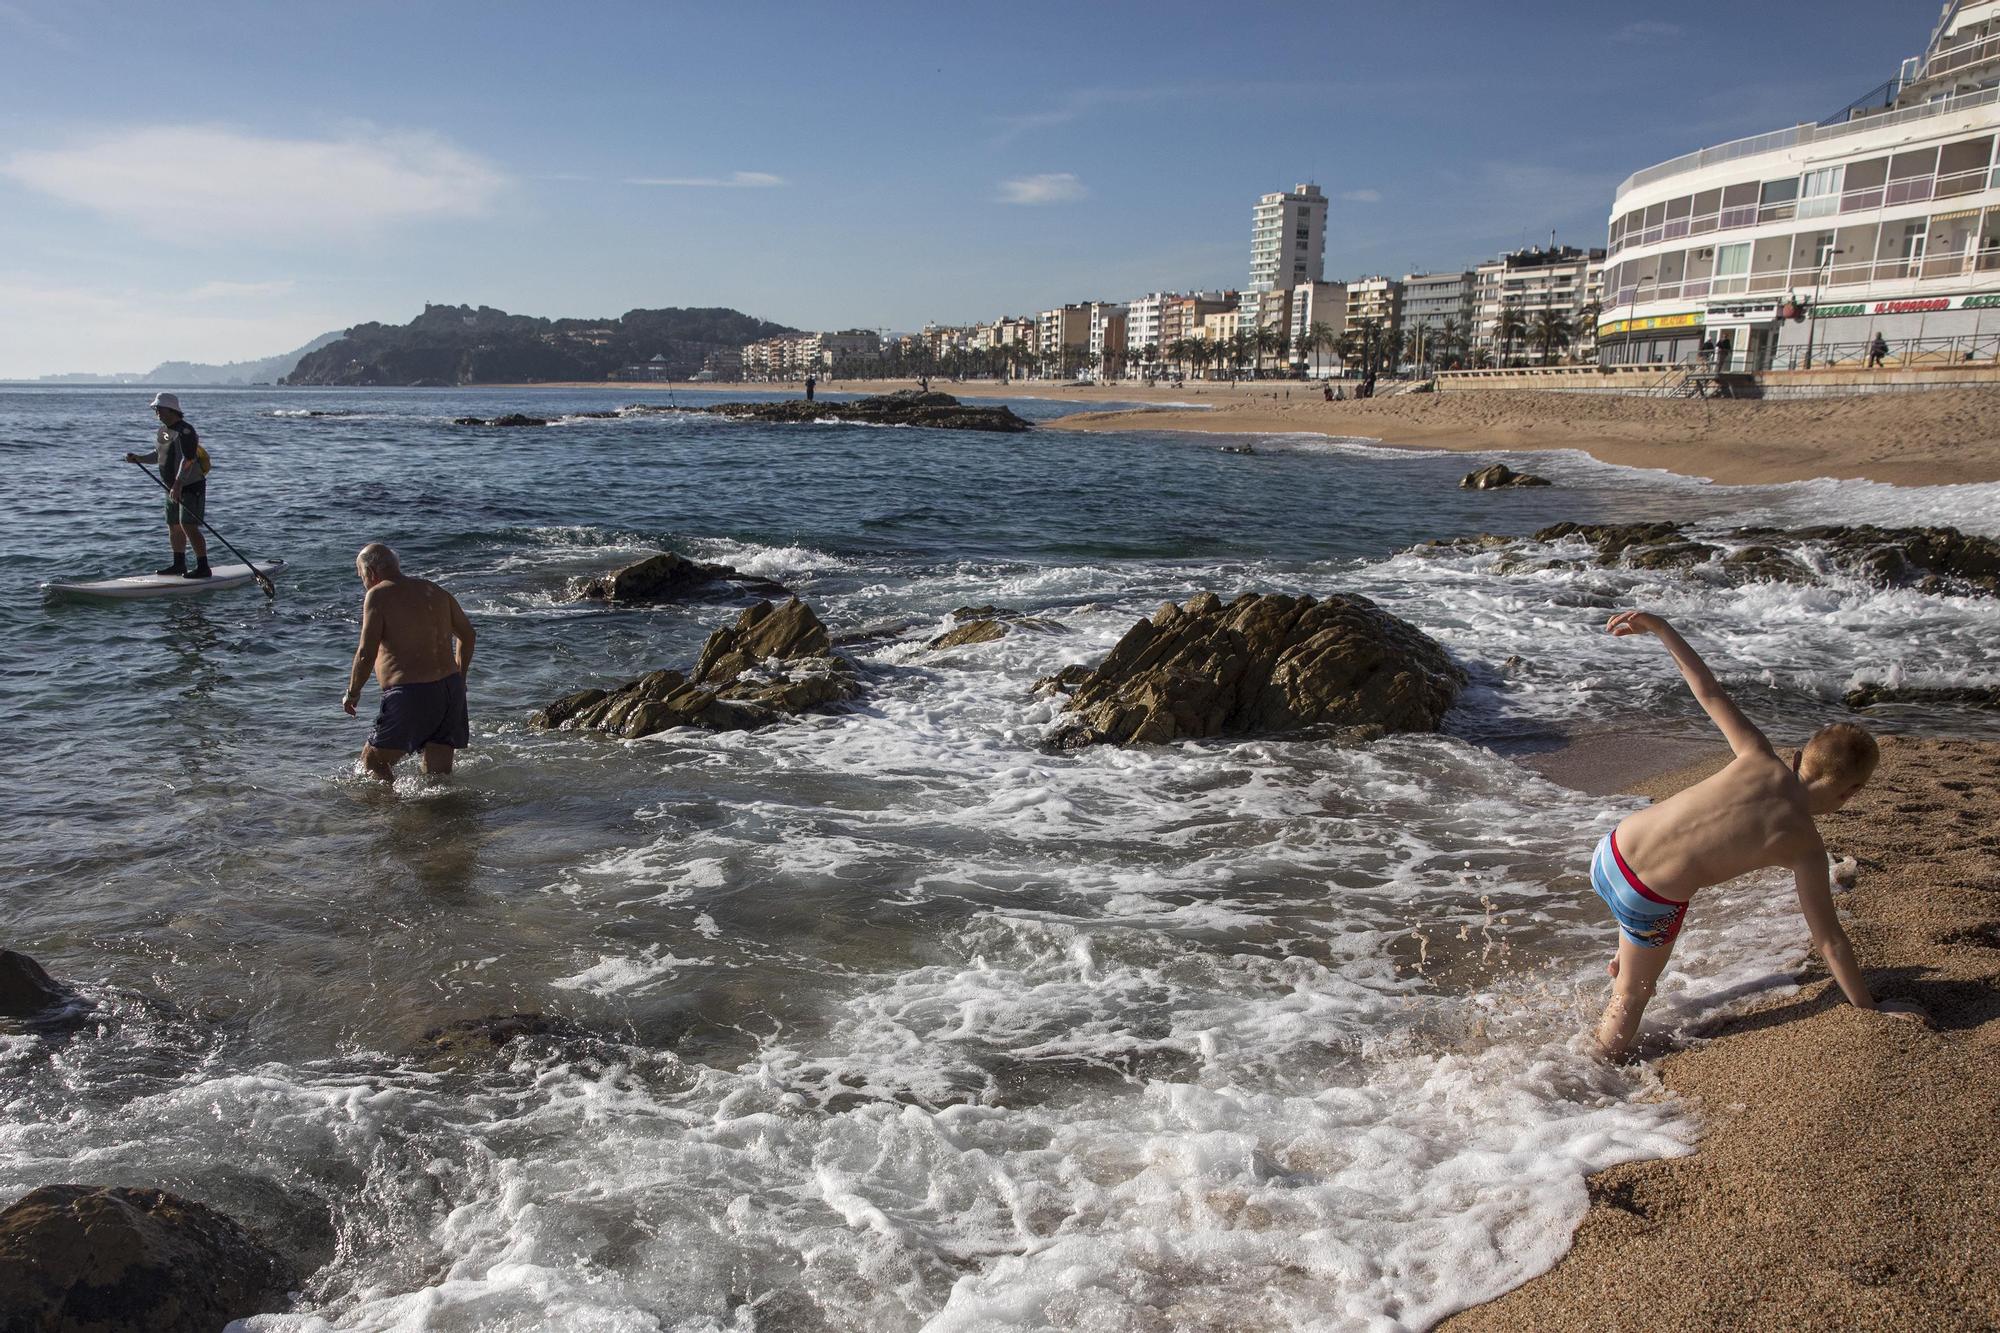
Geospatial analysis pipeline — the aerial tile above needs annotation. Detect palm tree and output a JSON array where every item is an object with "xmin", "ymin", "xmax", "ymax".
[
  {"xmin": 1572, "ymin": 301, "xmax": 1603, "ymax": 363},
  {"xmin": 1493, "ymin": 303, "xmax": 1527, "ymax": 367},
  {"xmin": 1436, "ymin": 317, "xmax": 1465, "ymax": 369},
  {"xmin": 1528, "ymin": 309, "xmax": 1574, "ymax": 365},
  {"xmin": 1301, "ymin": 320, "xmax": 1336, "ymax": 378},
  {"xmin": 1407, "ymin": 324, "xmax": 1432, "ymax": 374}
]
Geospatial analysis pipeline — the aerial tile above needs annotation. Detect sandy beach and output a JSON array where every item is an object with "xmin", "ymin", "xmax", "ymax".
[
  {"xmin": 1041, "ymin": 385, "xmax": 2000, "ymax": 488},
  {"xmin": 1447, "ymin": 734, "xmax": 2000, "ymax": 1330}
]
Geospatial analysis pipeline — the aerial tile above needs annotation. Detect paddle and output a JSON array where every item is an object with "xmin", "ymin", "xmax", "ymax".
[{"xmin": 128, "ymin": 459, "xmax": 276, "ymax": 599}]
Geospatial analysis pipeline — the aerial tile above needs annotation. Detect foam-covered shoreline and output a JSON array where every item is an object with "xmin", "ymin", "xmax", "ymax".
[
  {"xmin": 1045, "ymin": 386, "xmax": 2000, "ymax": 488},
  {"xmin": 1446, "ymin": 735, "xmax": 2000, "ymax": 1330}
]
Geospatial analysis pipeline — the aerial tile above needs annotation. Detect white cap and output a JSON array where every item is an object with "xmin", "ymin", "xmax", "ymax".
[{"xmin": 150, "ymin": 392, "xmax": 181, "ymax": 413}]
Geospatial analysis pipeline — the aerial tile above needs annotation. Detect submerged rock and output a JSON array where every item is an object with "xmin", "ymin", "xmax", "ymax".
[
  {"xmin": 571, "ymin": 551, "xmax": 789, "ymax": 604},
  {"xmin": 532, "ymin": 598, "xmax": 860, "ymax": 738},
  {"xmin": 930, "ymin": 619, "xmax": 1010, "ymax": 650},
  {"xmin": 1048, "ymin": 591, "xmax": 1464, "ymax": 748},
  {"xmin": 0, "ymin": 951, "xmax": 67, "ymax": 1019},
  {"xmin": 0, "ymin": 1184, "xmax": 296, "ymax": 1333},
  {"xmin": 451, "ymin": 413, "xmax": 548, "ymax": 427},
  {"xmin": 1460, "ymin": 462, "xmax": 1550, "ymax": 490},
  {"xmin": 1518, "ymin": 520, "xmax": 2000, "ymax": 595},
  {"xmin": 1844, "ymin": 682, "xmax": 2000, "ymax": 711},
  {"xmin": 629, "ymin": 389, "xmax": 1032, "ymax": 433}
]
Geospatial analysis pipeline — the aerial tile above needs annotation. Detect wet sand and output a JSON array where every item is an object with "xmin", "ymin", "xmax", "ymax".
[
  {"xmin": 1451, "ymin": 734, "xmax": 2000, "ymax": 1330},
  {"xmin": 1045, "ymin": 387, "xmax": 2000, "ymax": 487}
]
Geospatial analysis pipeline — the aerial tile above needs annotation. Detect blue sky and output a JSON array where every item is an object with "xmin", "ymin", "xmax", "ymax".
[{"xmin": 0, "ymin": 0, "xmax": 1926, "ymax": 375}]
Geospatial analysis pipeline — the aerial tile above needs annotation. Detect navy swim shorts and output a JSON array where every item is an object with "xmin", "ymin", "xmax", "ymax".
[{"xmin": 369, "ymin": 673, "xmax": 470, "ymax": 753}]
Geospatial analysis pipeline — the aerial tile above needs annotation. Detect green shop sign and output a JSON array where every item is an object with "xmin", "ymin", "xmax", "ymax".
[{"xmin": 1808, "ymin": 303, "xmax": 1865, "ymax": 318}]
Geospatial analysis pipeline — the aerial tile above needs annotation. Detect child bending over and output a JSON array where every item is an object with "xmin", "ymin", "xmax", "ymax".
[{"xmin": 1589, "ymin": 610, "xmax": 1924, "ymax": 1060}]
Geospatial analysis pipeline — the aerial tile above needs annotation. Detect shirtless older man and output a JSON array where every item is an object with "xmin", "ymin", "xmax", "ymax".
[{"xmin": 342, "ymin": 543, "xmax": 476, "ymax": 780}]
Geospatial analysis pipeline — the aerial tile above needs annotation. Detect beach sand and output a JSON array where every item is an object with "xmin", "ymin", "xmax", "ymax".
[
  {"xmin": 1446, "ymin": 734, "xmax": 2000, "ymax": 1330},
  {"xmin": 1042, "ymin": 386, "xmax": 2000, "ymax": 487}
]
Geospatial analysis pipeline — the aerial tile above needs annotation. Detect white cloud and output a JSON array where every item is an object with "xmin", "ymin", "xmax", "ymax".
[
  {"xmin": 624, "ymin": 171, "xmax": 785, "ymax": 188},
  {"xmin": 3, "ymin": 125, "xmax": 506, "ymax": 241},
  {"xmin": 1341, "ymin": 188, "xmax": 1383, "ymax": 204},
  {"xmin": 187, "ymin": 279, "xmax": 296, "ymax": 301},
  {"xmin": 997, "ymin": 172, "xmax": 1087, "ymax": 206},
  {"xmin": 0, "ymin": 276, "xmax": 353, "ymax": 378}
]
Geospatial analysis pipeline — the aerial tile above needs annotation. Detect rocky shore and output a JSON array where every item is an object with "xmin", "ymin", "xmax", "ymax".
[{"xmin": 633, "ymin": 388, "xmax": 1033, "ymax": 433}]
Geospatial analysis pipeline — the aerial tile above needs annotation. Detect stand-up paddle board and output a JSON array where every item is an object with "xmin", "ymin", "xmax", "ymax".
[{"xmin": 45, "ymin": 560, "xmax": 284, "ymax": 601}]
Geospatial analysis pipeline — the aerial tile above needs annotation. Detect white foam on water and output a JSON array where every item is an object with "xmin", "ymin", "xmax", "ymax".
[
  {"xmin": 691, "ymin": 539, "xmax": 851, "ymax": 582},
  {"xmin": 551, "ymin": 947, "xmax": 715, "ymax": 996}
]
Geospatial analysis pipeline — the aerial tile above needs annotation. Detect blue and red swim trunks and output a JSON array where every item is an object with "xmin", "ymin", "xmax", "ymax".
[{"xmin": 1591, "ymin": 829, "xmax": 1689, "ymax": 948}]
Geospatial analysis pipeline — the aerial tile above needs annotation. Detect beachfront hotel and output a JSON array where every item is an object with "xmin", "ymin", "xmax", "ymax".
[{"xmin": 1598, "ymin": 0, "xmax": 2000, "ymax": 370}]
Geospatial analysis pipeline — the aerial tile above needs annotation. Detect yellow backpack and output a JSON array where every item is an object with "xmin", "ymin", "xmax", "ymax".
[{"xmin": 195, "ymin": 443, "xmax": 212, "ymax": 476}]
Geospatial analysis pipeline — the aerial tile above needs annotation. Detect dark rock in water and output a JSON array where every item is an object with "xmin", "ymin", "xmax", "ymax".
[
  {"xmin": 1744, "ymin": 524, "xmax": 2000, "ymax": 597},
  {"xmin": 0, "ymin": 1184, "xmax": 296, "ymax": 1332},
  {"xmin": 1035, "ymin": 664, "xmax": 1094, "ymax": 696},
  {"xmin": 532, "ymin": 598, "xmax": 860, "ymax": 738},
  {"xmin": 1220, "ymin": 444, "xmax": 1257, "ymax": 456},
  {"xmin": 1461, "ymin": 462, "xmax": 1550, "ymax": 490},
  {"xmin": 1533, "ymin": 521, "xmax": 1718, "ymax": 567},
  {"xmin": 930, "ymin": 619, "xmax": 1010, "ymax": 650},
  {"xmin": 1844, "ymin": 682, "xmax": 2000, "ymax": 710},
  {"xmin": 452, "ymin": 413, "xmax": 548, "ymax": 427},
  {"xmin": 629, "ymin": 389, "xmax": 1031, "ymax": 433},
  {"xmin": 1522, "ymin": 520, "xmax": 1999, "ymax": 596},
  {"xmin": 571, "ymin": 551, "xmax": 788, "ymax": 604},
  {"xmin": 419, "ymin": 1012, "xmax": 594, "ymax": 1064},
  {"xmin": 0, "ymin": 951, "xmax": 67, "ymax": 1019},
  {"xmin": 1048, "ymin": 591, "xmax": 1464, "ymax": 748},
  {"xmin": 831, "ymin": 619, "xmax": 921, "ymax": 650}
]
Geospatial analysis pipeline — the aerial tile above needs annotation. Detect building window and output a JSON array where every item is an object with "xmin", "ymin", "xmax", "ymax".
[{"xmin": 1797, "ymin": 166, "xmax": 1842, "ymax": 218}]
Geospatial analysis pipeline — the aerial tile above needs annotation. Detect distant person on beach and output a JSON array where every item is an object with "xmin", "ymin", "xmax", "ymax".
[
  {"xmin": 1699, "ymin": 335, "xmax": 1716, "ymax": 368},
  {"xmin": 1587, "ymin": 609, "xmax": 1924, "ymax": 1061},
  {"xmin": 1867, "ymin": 332, "xmax": 1890, "ymax": 368},
  {"xmin": 121, "ymin": 392, "xmax": 210, "ymax": 578},
  {"xmin": 341, "ymin": 543, "xmax": 476, "ymax": 782}
]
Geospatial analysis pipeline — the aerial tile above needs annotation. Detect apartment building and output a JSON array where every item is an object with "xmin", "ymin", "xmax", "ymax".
[
  {"xmin": 1124, "ymin": 292, "xmax": 1178, "ymax": 364},
  {"xmin": 1344, "ymin": 276, "xmax": 1404, "ymax": 334},
  {"xmin": 1287, "ymin": 281, "xmax": 1349, "ymax": 375},
  {"xmin": 1598, "ymin": 0, "xmax": 2000, "ymax": 369},
  {"xmin": 1473, "ymin": 246, "xmax": 1602, "ymax": 362},
  {"xmin": 1243, "ymin": 183, "xmax": 1327, "ymax": 325},
  {"xmin": 1037, "ymin": 304, "xmax": 1091, "ymax": 375},
  {"xmin": 1161, "ymin": 291, "xmax": 1238, "ymax": 348},
  {"xmin": 1087, "ymin": 301, "xmax": 1129, "ymax": 378}
]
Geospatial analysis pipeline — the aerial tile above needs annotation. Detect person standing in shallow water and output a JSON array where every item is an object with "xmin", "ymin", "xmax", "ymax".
[
  {"xmin": 342, "ymin": 543, "xmax": 476, "ymax": 781},
  {"xmin": 121, "ymin": 392, "xmax": 210, "ymax": 578}
]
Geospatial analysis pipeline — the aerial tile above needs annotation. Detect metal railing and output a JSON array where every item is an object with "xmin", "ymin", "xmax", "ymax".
[
  {"xmin": 1771, "ymin": 331, "xmax": 2000, "ymax": 371},
  {"xmin": 1616, "ymin": 85, "xmax": 2000, "ymax": 201}
]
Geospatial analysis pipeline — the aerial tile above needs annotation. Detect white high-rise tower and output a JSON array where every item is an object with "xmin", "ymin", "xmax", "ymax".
[{"xmin": 1244, "ymin": 183, "xmax": 1326, "ymax": 325}]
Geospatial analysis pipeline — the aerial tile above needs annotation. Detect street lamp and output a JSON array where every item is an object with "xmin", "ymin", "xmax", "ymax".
[{"xmin": 1802, "ymin": 248, "xmax": 1844, "ymax": 371}]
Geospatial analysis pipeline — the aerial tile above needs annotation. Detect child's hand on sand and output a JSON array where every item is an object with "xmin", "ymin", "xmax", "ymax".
[{"xmin": 1606, "ymin": 609, "xmax": 1664, "ymax": 638}]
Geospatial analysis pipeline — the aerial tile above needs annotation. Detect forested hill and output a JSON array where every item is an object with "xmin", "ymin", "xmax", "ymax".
[{"xmin": 283, "ymin": 304, "xmax": 798, "ymax": 385}]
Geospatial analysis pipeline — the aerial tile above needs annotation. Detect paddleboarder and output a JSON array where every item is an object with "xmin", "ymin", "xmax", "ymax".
[
  {"xmin": 121, "ymin": 392, "xmax": 210, "ymax": 578},
  {"xmin": 342, "ymin": 543, "xmax": 476, "ymax": 781}
]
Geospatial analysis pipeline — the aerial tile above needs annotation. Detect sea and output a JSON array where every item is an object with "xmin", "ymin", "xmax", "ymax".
[{"xmin": 3, "ymin": 384, "xmax": 1998, "ymax": 1331}]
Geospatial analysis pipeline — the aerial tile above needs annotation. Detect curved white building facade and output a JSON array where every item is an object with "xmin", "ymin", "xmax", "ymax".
[{"xmin": 1599, "ymin": 0, "xmax": 2000, "ymax": 370}]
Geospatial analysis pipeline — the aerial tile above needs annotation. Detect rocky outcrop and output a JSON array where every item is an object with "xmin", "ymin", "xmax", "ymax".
[
  {"xmin": 571, "ymin": 551, "xmax": 789, "ymax": 604},
  {"xmin": 1466, "ymin": 521, "xmax": 2000, "ymax": 595},
  {"xmin": 1844, "ymin": 682, "xmax": 2000, "ymax": 710},
  {"xmin": 1048, "ymin": 591, "xmax": 1464, "ymax": 748},
  {"xmin": 532, "ymin": 598, "xmax": 859, "ymax": 738},
  {"xmin": 926, "ymin": 605, "xmax": 1068, "ymax": 652},
  {"xmin": 0, "ymin": 951, "xmax": 67, "ymax": 1019},
  {"xmin": 0, "ymin": 1184, "xmax": 296, "ymax": 1332},
  {"xmin": 633, "ymin": 389, "xmax": 1031, "ymax": 433},
  {"xmin": 452, "ymin": 413, "xmax": 548, "ymax": 427},
  {"xmin": 930, "ymin": 619, "xmax": 1009, "ymax": 649},
  {"xmin": 1461, "ymin": 463, "xmax": 1551, "ymax": 490}
]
